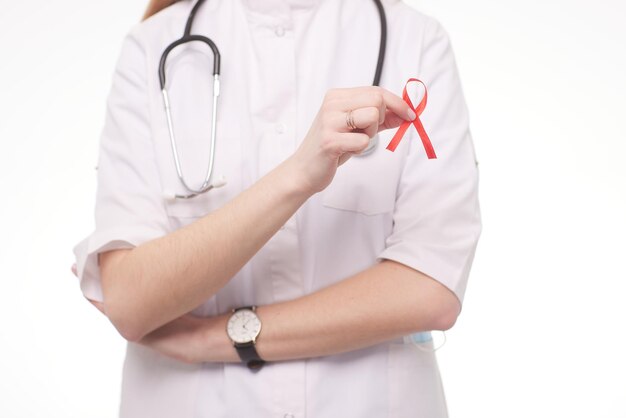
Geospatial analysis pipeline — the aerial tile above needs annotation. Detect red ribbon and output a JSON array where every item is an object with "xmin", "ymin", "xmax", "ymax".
[{"xmin": 386, "ymin": 78, "xmax": 437, "ymax": 159}]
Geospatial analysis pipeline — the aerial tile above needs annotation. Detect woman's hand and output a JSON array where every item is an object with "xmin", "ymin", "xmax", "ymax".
[{"xmin": 289, "ymin": 86, "xmax": 416, "ymax": 194}]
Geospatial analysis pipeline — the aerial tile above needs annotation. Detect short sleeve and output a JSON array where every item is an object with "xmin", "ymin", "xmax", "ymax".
[
  {"xmin": 377, "ymin": 18, "xmax": 482, "ymax": 307},
  {"xmin": 73, "ymin": 27, "xmax": 170, "ymax": 302}
]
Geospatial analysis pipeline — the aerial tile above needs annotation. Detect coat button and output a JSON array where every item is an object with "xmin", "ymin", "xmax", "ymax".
[
  {"xmin": 275, "ymin": 123, "xmax": 286, "ymax": 134},
  {"xmin": 275, "ymin": 26, "xmax": 286, "ymax": 37},
  {"xmin": 283, "ymin": 414, "xmax": 295, "ymax": 418}
]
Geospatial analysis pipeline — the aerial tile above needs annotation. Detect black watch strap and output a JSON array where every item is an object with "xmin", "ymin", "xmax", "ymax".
[
  {"xmin": 232, "ymin": 306, "xmax": 266, "ymax": 371},
  {"xmin": 234, "ymin": 340, "xmax": 266, "ymax": 371}
]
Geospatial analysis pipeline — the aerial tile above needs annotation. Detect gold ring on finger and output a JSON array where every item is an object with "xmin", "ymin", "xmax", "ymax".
[{"xmin": 346, "ymin": 109, "xmax": 358, "ymax": 131}]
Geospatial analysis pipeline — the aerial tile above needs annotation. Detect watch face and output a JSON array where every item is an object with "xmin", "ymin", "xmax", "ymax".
[{"xmin": 227, "ymin": 309, "xmax": 262, "ymax": 344}]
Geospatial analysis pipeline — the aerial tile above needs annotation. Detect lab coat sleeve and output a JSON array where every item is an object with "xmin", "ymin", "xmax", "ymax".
[
  {"xmin": 377, "ymin": 17, "xmax": 482, "ymax": 307},
  {"xmin": 73, "ymin": 27, "xmax": 170, "ymax": 302}
]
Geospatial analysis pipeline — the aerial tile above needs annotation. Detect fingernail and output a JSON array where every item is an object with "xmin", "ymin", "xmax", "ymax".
[{"xmin": 407, "ymin": 109, "xmax": 416, "ymax": 120}]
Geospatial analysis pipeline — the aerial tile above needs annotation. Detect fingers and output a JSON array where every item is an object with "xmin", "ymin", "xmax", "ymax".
[
  {"xmin": 335, "ymin": 91, "xmax": 387, "ymax": 125},
  {"xmin": 377, "ymin": 87, "xmax": 415, "ymax": 122},
  {"xmin": 378, "ymin": 108, "xmax": 408, "ymax": 132},
  {"xmin": 320, "ymin": 131, "xmax": 370, "ymax": 158},
  {"xmin": 324, "ymin": 86, "xmax": 415, "ymax": 139},
  {"xmin": 327, "ymin": 86, "xmax": 415, "ymax": 122},
  {"xmin": 335, "ymin": 133, "xmax": 371, "ymax": 166},
  {"xmin": 337, "ymin": 132, "xmax": 371, "ymax": 154},
  {"xmin": 334, "ymin": 106, "xmax": 381, "ymax": 138}
]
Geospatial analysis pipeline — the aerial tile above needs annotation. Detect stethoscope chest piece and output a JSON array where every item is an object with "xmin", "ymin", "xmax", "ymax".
[{"xmin": 358, "ymin": 134, "xmax": 379, "ymax": 157}]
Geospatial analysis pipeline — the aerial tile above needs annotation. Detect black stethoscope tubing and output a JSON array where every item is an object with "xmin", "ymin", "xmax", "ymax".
[
  {"xmin": 159, "ymin": 0, "xmax": 386, "ymax": 88},
  {"xmin": 158, "ymin": 0, "xmax": 387, "ymax": 199}
]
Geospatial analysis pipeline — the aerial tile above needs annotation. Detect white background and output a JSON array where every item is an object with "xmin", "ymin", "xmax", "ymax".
[{"xmin": 0, "ymin": 0, "xmax": 624, "ymax": 417}]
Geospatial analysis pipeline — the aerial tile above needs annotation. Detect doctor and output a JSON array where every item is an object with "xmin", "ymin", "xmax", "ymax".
[{"xmin": 73, "ymin": 0, "xmax": 481, "ymax": 416}]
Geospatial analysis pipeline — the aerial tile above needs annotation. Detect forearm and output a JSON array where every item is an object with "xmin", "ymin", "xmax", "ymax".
[
  {"xmin": 99, "ymin": 86, "xmax": 417, "ymax": 342},
  {"xmin": 201, "ymin": 260, "xmax": 460, "ymax": 363},
  {"xmin": 101, "ymin": 158, "xmax": 311, "ymax": 341}
]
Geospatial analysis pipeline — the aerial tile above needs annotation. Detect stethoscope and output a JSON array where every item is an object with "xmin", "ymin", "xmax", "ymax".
[{"xmin": 159, "ymin": 0, "xmax": 387, "ymax": 200}]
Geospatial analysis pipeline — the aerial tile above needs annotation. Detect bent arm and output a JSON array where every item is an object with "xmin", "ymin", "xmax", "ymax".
[
  {"xmin": 101, "ymin": 159, "xmax": 311, "ymax": 342},
  {"xmin": 98, "ymin": 85, "xmax": 415, "ymax": 342},
  {"xmin": 199, "ymin": 260, "xmax": 460, "ymax": 363}
]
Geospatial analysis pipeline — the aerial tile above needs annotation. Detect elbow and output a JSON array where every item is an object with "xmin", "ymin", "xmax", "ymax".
[
  {"xmin": 430, "ymin": 291, "xmax": 461, "ymax": 331},
  {"xmin": 102, "ymin": 275, "xmax": 150, "ymax": 342},
  {"xmin": 99, "ymin": 249, "xmax": 149, "ymax": 342},
  {"xmin": 116, "ymin": 325, "xmax": 144, "ymax": 343},
  {"xmin": 120, "ymin": 327, "xmax": 146, "ymax": 344},
  {"xmin": 431, "ymin": 303, "xmax": 459, "ymax": 331},
  {"xmin": 103, "ymin": 298, "xmax": 147, "ymax": 342},
  {"xmin": 416, "ymin": 281, "xmax": 461, "ymax": 332}
]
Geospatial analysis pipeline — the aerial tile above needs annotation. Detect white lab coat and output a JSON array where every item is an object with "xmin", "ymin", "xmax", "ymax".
[{"xmin": 73, "ymin": 0, "xmax": 481, "ymax": 416}]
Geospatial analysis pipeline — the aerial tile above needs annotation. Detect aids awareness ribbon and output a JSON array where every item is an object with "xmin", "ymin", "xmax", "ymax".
[{"xmin": 386, "ymin": 78, "xmax": 437, "ymax": 159}]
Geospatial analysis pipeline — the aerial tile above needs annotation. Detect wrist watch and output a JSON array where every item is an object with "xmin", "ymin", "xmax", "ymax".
[{"xmin": 226, "ymin": 305, "xmax": 266, "ymax": 371}]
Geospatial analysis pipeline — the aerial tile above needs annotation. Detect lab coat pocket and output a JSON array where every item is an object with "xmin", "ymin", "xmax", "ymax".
[
  {"xmin": 160, "ymin": 119, "xmax": 242, "ymax": 221},
  {"xmin": 387, "ymin": 341, "xmax": 449, "ymax": 418},
  {"xmin": 162, "ymin": 176, "xmax": 233, "ymax": 222},
  {"xmin": 163, "ymin": 185, "xmax": 229, "ymax": 219},
  {"xmin": 322, "ymin": 147, "xmax": 401, "ymax": 215}
]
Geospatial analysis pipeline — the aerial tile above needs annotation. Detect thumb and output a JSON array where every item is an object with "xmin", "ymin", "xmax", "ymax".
[{"xmin": 379, "ymin": 109, "xmax": 412, "ymax": 132}]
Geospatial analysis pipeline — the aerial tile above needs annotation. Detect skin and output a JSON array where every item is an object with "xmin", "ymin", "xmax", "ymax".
[
  {"xmin": 84, "ymin": 86, "xmax": 461, "ymax": 364},
  {"xmin": 86, "ymin": 260, "xmax": 457, "ymax": 364},
  {"xmin": 142, "ymin": 0, "xmax": 178, "ymax": 21}
]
